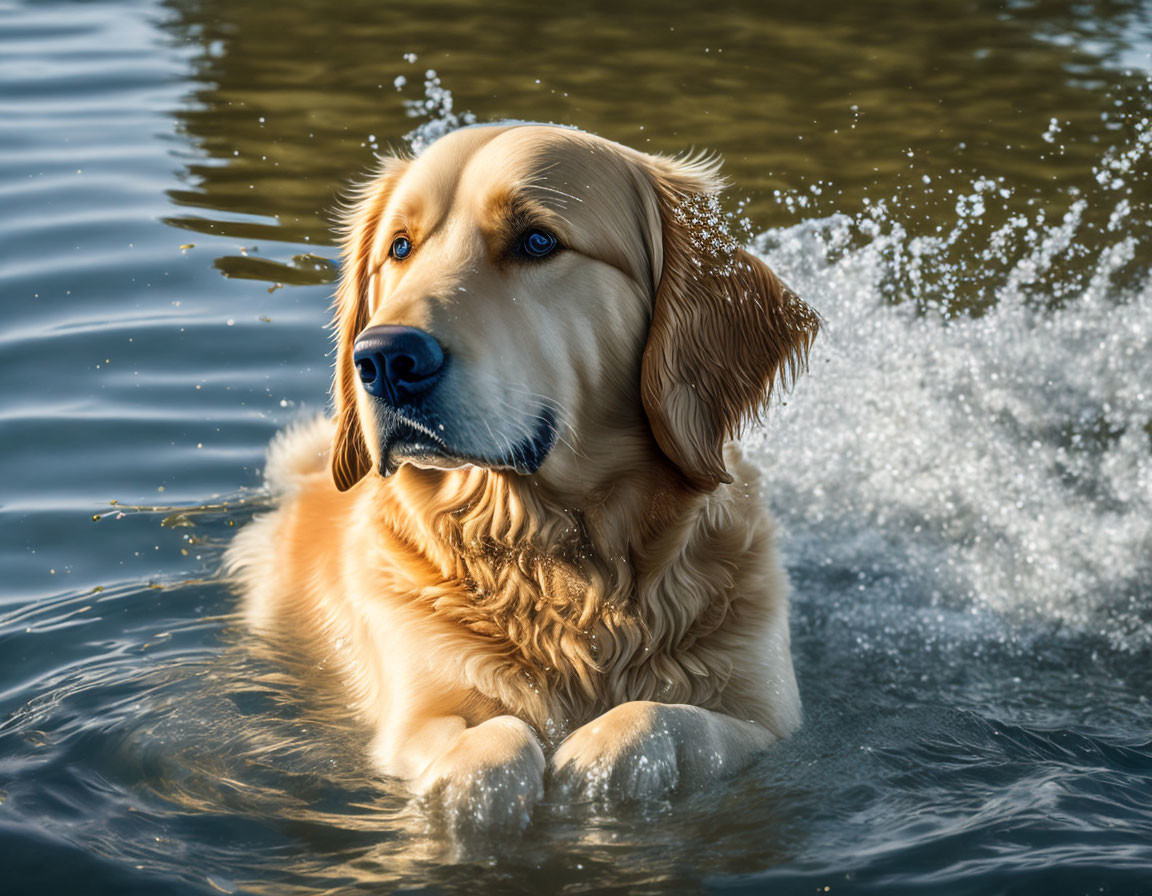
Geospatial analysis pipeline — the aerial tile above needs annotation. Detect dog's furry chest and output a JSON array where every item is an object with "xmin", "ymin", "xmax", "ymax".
[{"xmin": 391, "ymin": 520, "xmax": 755, "ymax": 744}]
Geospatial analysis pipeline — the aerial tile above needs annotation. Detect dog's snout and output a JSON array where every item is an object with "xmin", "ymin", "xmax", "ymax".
[{"xmin": 353, "ymin": 325, "xmax": 445, "ymax": 404}]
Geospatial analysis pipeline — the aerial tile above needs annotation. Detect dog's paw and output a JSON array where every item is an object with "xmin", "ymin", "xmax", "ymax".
[
  {"xmin": 413, "ymin": 716, "xmax": 545, "ymax": 834},
  {"xmin": 549, "ymin": 701, "xmax": 713, "ymax": 804}
]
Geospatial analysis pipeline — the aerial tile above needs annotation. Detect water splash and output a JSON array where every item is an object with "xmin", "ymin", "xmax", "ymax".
[
  {"xmin": 401, "ymin": 68, "xmax": 477, "ymax": 154},
  {"xmin": 750, "ymin": 109, "xmax": 1152, "ymax": 653},
  {"xmin": 673, "ymin": 192, "xmax": 738, "ymax": 250}
]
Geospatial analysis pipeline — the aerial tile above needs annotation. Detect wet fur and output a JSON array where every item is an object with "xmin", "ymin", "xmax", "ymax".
[{"xmin": 226, "ymin": 124, "xmax": 818, "ymax": 821}]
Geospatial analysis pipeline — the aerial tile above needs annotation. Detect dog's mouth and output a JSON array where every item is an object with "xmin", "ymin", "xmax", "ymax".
[
  {"xmin": 377, "ymin": 407, "xmax": 557, "ymax": 478},
  {"xmin": 379, "ymin": 418, "xmax": 467, "ymax": 476}
]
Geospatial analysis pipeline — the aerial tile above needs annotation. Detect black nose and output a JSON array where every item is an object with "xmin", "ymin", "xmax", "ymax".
[{"xmin": 352, "ymin": 325, "xmax": 445, "ymax": 404}]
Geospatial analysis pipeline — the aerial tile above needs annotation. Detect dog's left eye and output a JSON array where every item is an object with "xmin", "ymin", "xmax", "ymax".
[
  {"xmin": 515, "ymin": 229, "xmax": 560, "ymax": 259},
  {"xmin": 390, "ymin": 236, "xmax": 413, "ymax": 260}
]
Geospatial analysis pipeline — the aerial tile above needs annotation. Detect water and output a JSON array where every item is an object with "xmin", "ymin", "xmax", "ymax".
[{"xmin": 2, "ymin": 0, "xmax": 1152, "ymax": 891}]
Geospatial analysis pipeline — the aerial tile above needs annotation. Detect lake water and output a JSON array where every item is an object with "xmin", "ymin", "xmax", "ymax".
[{"xmin": 2, "ymin": 0, "xmax": 1152, "ymax": 892}]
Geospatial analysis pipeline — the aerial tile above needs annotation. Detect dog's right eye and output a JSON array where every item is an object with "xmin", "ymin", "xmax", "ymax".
[
  {"xmin": 514, "ymin": 228, "xmax": 560, "ymax": 260},
  {"xmin": 389, "ymin": 236, "xmax": 413, "ymax": 260}
]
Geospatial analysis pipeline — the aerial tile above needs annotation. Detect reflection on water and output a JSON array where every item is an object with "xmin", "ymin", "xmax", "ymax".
[
  {"xmin": 157, "ymin": 0, "xmax": 1152, "ymax": 318},
  {"xmin": 2, "ymin": 0, "xmax": 1152, "ymax": 891},
  {"xmin": 161, "ymin": 0, "xmax": 1152, "ymax": 271}
]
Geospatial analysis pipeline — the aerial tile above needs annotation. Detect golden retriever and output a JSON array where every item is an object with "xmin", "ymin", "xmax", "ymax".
[{"xmin": 226, "ymin": 123, "xmax": 819, "ymax": 829}]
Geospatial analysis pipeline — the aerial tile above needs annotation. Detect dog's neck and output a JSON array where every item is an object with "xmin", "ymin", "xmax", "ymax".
[
  {"xmin": 378, "ymin": 460, "xmax": 691, "ymax": 576},
  {"xmin": 362, "ymin": 460, "xmax": 732, "ymax": 738}
]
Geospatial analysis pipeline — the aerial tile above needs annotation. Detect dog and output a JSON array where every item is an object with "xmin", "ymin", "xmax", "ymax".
[{"xmin": 226, "ymin": 123, "xmax": 818, "ymax": 828}]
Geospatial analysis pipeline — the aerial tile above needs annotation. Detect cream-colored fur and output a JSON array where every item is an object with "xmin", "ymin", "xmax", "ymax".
[{"xmin": 225, "ymin": 124, "xmax": 818, "ymax": 829}]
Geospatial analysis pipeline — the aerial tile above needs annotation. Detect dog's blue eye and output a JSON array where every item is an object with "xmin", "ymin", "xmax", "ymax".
[
  {"xmin": 517, "ymin": 229, "xmax": 559, "ymax": 259},
  {"xmin": 390, "ymin": 236, "xmax": 412, "ymax": 260}
]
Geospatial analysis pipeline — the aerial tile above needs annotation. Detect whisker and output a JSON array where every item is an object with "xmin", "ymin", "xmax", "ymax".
[
  {"xmin": 487, "ymin": 392, "xmax": 592, "ymax": 465},
  {"xmin": 450, "ymin": 370, "xmax": 596, "ymax": 467},
  {"xmin": 532, "ymin": 183, "xmax": 584, "ymax": 204}
]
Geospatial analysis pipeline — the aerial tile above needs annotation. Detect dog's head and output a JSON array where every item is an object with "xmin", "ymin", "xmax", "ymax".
[{"xmin": 330, "ymin": 124, "xmax": 818, "ymax": 495}]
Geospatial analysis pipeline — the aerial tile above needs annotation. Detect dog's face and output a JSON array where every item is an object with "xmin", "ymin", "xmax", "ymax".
[{"xmin": 331, "ymin": 124, "xmax": 818, "ymax": 495}]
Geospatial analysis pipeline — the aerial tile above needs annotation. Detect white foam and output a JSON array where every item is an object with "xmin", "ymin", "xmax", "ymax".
[{"xmin": 747, "ymin": 115, "xmax": 1152, "ymax": 652}]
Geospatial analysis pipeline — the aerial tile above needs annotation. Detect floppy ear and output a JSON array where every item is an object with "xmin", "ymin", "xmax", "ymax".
[
  {"xmin": 330, "ymin": 157, "xmax": 407, "ymax": 491},
  {"xmin": 639, "ymin": 156, "xmax": 820, "ymax": 491}
]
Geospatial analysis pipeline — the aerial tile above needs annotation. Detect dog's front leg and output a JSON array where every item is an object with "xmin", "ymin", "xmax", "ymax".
[
  {"xmin": 549, "ymin": 701, "xmax": 775, "ymax": 803},
  {"xmin": 383, "ymin": 715, "xmax": 546, "ymax": 832}
]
